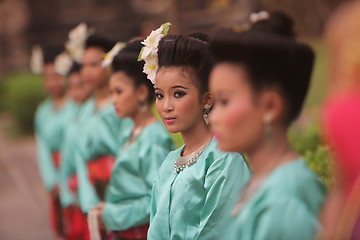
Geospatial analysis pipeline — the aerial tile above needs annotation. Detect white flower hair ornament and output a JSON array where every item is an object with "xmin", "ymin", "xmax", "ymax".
[
  {"xmin": 138, "ymin": 22, "xmax": 172, "ymax": 84},
  {"xmin": 101, "ymin": 42, "xmax": 126, "ymax": 68},
  {"xmin": 65, "ymin": 23, "xmax": 91, "ymax": 63},
  {"xmin": 249, "ymin": 11, "xmax": 269, "ymax": 23},
  {"xmin": 54, "ymin": 52, "xmax": 73, "ymax": 76},
  {"xmin": 30, "ymin": 45, "xmax": 44, "ymax": 74}
]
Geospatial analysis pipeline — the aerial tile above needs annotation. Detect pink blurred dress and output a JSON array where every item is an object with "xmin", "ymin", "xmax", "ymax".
[{"xmin": 322, "ymin": 88, "xmax": 360, "ymax": 239}]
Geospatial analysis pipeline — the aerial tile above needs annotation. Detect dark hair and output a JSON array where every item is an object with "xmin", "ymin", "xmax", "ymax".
[
  {"xmin": 157, "ymin": 33, "xmax": 214, "ymax": 94},
  {"xmin": 111, "ymin": 40, "xmax": 155, "ymax": 104},
  {"xmin": 251, "ymin": 11, "xmax": 296, "ymax": 39},
  {"xmin": 69, "ymin": 62, "xmax": 81, "ymax": 74},
  {"xmin": 43, "ymin": 45, "xmax": 63, "ymax": 64},
  {"xmin": 210, "ymin": 30, "xmax": 314, "ymax": 124},
  {"xmin": 85, "ymin": 34, "xmax": 115, "ymax": 53}
]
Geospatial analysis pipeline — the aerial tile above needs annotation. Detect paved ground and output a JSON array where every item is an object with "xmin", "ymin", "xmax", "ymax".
[{"xmin": 0, "ymin": 118, "xmax": 53, "ymax": 240}]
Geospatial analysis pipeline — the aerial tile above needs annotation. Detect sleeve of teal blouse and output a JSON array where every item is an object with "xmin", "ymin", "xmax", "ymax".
[
  {"xmin": 59, "ymin": 145, "xmax": 75, "ymax": 207},
  {"xmin": 195, "ymin": 153, "xmax": 251, "ymax": 240},
  {"xmin": 253, "ymin": 197, "xmax": 321, "ymax": 240},
  {"xmin": 75, "ymin": 112, "xmax": 127, "ymax": 212},
  {"xmin": 102, "ymin": 144, "xmax": 167, "ymax": 230},
  {"xmin": 75, "ymin": 149, "xmax": 100, "ymax": 213},
  {"xmin": 149, "ymin": 172, "xmax": 159, "ymax": 222},
  {"xmin": 35, "ymin": 133, "xmax": 58, "ymax": 191}
]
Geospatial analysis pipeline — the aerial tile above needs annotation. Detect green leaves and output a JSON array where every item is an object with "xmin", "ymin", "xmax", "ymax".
[{"xmin": 161, "ymin": 22, "xmax": 172, "ymax": 36}]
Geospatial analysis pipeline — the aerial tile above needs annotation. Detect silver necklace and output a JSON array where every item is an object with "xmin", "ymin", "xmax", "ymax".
[{"xmin": 174, "ymin": 139, "xmax": 211, "ymax": 174}]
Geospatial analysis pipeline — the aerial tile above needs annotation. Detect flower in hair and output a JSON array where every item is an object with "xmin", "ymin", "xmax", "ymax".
[
  {"xmin": 54, "ymin": 52, "xmax": 73, "ymax": 76},
  {"xmin": 249, "ymin": 11, "xmax": 269, "ymax": 23},
  {"xmin": 69, "ymin": 23, "xmax": 88, "ymax": 44},
  {"xmin": 66, "ymin": 40, "xmax": 84, "ymax": 63},
  {"xmin": 142, "ymin": 55, "xmax": 158, "ymax": 83},
  {"xmin": 30, "ymin": 45, "xmax": 44, "ymax": 74},
  {"xmin": 102, "ymin": 42, "xmax": 126, "ymax": 68},
  {"xmin": 138, "ymin": 22, "xmax": 172, "ymax": 84},
  {"xmin": 65, "ymin": 23, "xmax": 90, "ymax": 63}
]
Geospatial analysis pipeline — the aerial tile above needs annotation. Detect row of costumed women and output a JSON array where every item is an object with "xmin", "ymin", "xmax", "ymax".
[{"xmin": 32, "ymin": 7, "xmax": 359, "ymax": 240}]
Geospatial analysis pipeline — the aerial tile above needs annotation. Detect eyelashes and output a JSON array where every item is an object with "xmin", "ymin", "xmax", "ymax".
[
  {"xmin": 214, "ymin": 97, "xmax": 228, "ymax": 106},
  {"xmin": 154, "ymin": 90, "xmax": 187, "ymax": 100},
  {"xmin": 174, "ymin": 91, "xmax": 186, "ymax": 98},
  {"xmin": 155, "ymin": 92, "xmax": 164, "ymax": 100},
  {"xmin": 110, "ymin": 88, "xmax": 122, "ymax": 95}
]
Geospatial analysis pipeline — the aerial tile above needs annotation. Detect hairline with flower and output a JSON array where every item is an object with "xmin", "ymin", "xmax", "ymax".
[{"xmin": 138, "ymin": 22, "xmax": 172, "ymax": 84}]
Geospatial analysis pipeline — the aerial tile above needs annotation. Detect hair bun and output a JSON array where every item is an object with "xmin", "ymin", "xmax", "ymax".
[
  {"xmin": 251, "ymin": 11, "xmax": 296, "ymax": 39},
  {"xmin": 86, "ymin": 34, "xmax": 116, "ymax": 52},
  {"xmin": 188, "ymin": 32, "xmax": 210, "ymax": 43}
]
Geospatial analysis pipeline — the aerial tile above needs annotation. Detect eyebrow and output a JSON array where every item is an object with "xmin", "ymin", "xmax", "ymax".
[
  {"xmin": 217, "ymin": 90, "xmax": 233, "ymax": 96},
  {"xmin": 155, "ymin": 85, "xmax": 189, "ymax": 91},
  {"xmin": 171, "ymin": 85, "xmax": 189, "ymax": 90}
]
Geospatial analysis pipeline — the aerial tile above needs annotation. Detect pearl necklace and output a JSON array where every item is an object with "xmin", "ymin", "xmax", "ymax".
[{"xmin": 174, "ymin": 139, "xmax": 211, "ymax": 174}]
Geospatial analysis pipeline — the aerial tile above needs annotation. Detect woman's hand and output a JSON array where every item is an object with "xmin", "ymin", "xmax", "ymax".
[{"xmin": 92, "ymin": 202, "xmax": 106, "ymax": 229}]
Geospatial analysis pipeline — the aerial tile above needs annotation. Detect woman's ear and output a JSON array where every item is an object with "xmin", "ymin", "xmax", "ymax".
[
  {"xmin": 137, "ymin": 84, "xmax": 149, "ymax": 102},
  {"xmin": 203, "ymin": 92, "xmax": 214, "ymax": 108},
  {"xmin": 259, "ymin": 90, "xmax": 284, "ymax": 124}
]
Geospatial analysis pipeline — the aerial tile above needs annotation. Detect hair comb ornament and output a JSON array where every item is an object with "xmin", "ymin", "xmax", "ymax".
[
  {"xmin": 138, "ymin": 22, "xmax": 172, "ymax": 84},
  {"xmin": 101, "ymin": 42, "xmax": 126, "ymax": 68},
  {"xmin": 65, "ymin": 23, "xmax": 91, "ymax": 63},
  {"xmin": 249, "ymin": 11, "xmax": 269, "ymax": 23},
  {"xmin": 30, "ymin": 45, "xmax": 44, "ymax": 74},
  {"xmin": 54, "ymin": 52, "xmax": 73, "ymax": 76}
]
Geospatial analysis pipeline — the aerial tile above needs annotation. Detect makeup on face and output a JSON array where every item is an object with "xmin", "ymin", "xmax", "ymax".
[
  {"xmin": 154, "ymin": 66, "xmax": 204, "ymax": 133},
  {"xmin": 80, "ymin": 47, "xmax": 107, "ymax": 89},
  {"xmin": 210, "ymin": 63, "xmax": 265, "ymax": 153},
  {"xmin": 109, "ymin": 71, "xmax": 139, "ymax": 118}
]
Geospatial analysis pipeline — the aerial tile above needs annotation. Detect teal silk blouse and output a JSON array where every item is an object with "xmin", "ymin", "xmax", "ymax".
[
  {"xmin": 103, "ymin": 121, "xmax": 174, "ymax": 230},
  {"xmin": 148, "ymin": 138, "xmax": 251, "ymax": 240},
  {"xmin": 35, "ymin": 98, "xmax": 78, "ymax": 191},
  {"xmin": 59, "ymin": 101, "xmax": 93, "ymax": 207},
  {"xmin": 74, "ymin": 98, "xmax": 133, "ymax": 213},
  {"xmin": 224, "ymin": 158, "xmax": 326, "ymax": 240}
]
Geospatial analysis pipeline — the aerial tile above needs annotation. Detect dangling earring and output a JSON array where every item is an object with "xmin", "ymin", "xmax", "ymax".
[
  {"xmin": 263, "ymin": 113, "xmax": 272, "ymax": 145},
  {"xmin": 139, "ymin": 98, "xmax": 147, "ymax": 113},
  {"xmin": 203, "ymin": 104, "xmax": 211, "ymax": 126}
]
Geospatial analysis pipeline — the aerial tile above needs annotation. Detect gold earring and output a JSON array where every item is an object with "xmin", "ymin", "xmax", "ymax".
[{"xmin": 203, "ymin": 104, "xmax": 212, "ymax": 126}]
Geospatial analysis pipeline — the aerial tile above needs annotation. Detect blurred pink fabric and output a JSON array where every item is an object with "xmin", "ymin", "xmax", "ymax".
[{"xmin": 322, "ymin": 90, "xmax": 360, "ymax": 195}]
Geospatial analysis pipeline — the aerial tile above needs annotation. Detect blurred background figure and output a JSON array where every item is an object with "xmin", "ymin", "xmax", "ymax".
[
  {"xmin": 321, "ymin": 1, "xmax": 360, "ymax": 239},
  {"xmin": 34, "ymin": 45, "xmax": 79, "ymax": 239},
  {"xmin": 66, "ymin": 63, "xmax": 92, "ymax": 104},
  {"xmin": 209, "ymin": 12, "xmax": 326, "ymax": 239},
  {"xmin": 90, "ymin": 40, "xmax": 174, "ymax": 240}
]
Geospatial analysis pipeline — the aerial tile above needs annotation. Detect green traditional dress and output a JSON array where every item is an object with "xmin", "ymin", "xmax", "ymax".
[
  {"xmin": 34, "ymin": 97, "xmax": 79, "ymax": 236},
  {"xmin": 103, "ymin": 121, "xmax": 174, "ymax": 234},
  {"xmin": 74, "ymin": 98, "xmax": 133, "ymax": 213},
  {"xmin": 148, "ymin": 138, "xmax": 251, "ymax": 240},
  {"xmin": 59, "ymin": 101, "xmax": 91, "ymax": 207},
  {"xmin": 224, "ymin": 158, "xmax": 326, "ymax": 240},
  {"xmin": 35, "ymin": 98, "xmax": 79, "ymax": 191}
]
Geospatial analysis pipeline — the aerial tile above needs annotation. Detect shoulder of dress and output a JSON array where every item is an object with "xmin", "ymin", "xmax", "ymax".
[{"xmin": 264, "ymin": 161, "xmax": 326, "ymax": 198}]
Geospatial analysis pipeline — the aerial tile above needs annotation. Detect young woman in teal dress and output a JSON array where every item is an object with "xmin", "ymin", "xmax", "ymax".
[
  {"xmin": 34, "ymin": 47, "xmax": 79, "ymax": 238},
  {"xmin": 73, "ymin": 35, "xmax": 133, "ymax": 215},
  {"xmin": 208, "ymin": 17, "xmax": 326, "ymax": 239},
  {"xmin": 89, "ymin": 40, "xmax": 174, "ymax": 240},
  {"xmin": 144, "ymin": 30, "xmax": 251, "ymax": 240},
  {"xmin": 59, "ymin": 62, "xmax": 93, "ymax": 240}
]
